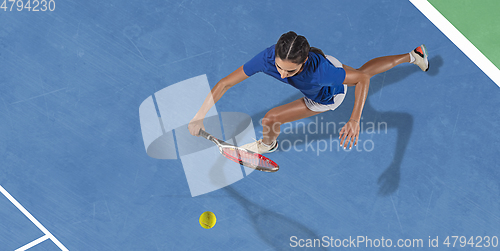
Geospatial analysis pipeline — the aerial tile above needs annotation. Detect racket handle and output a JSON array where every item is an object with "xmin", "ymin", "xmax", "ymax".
[{"xmin": 198, "ymin": 129, "xmax": 211, "ymax": 139}]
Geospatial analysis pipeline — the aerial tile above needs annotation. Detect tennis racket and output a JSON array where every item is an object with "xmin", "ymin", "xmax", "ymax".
[{"xmin": 198, "ymin": 129, "xmax": 279, "ymax": 172}]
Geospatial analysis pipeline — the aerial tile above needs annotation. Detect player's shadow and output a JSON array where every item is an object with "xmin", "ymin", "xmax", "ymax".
[{"xmin": 250, "ymin": 56, "xmax": 442, "ymax": 196}]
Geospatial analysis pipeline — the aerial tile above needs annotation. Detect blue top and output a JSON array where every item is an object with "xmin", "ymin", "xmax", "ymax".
[{"xmin": 243, "ymin": 45, "xmax": 346, "ymax": 105}]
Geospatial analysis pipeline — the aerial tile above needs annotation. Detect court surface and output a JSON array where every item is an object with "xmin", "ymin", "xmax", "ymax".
[{"xmin": 1, "ymin": 0, "xmax": 499, "ymax": 250}]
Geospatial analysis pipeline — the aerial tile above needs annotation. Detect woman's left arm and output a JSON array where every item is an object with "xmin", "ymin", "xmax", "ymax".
[{"xmin": 339, "ymin": 68, "xmax": 371, "ymax": 149}]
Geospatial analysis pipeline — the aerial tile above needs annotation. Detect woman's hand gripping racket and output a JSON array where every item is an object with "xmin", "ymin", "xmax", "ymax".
[{"xmin": 198, "ymin": 129, "xmax": 279, "ymax": 172}]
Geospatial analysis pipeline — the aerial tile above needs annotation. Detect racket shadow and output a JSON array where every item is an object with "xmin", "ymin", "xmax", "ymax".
[
  {"xmin": 224, "ymin": 186, "xmax": 327, "ymax": 251},
  {"xmin": 200, "ymin": 137, "xmax": 324, "ymax": 249}
]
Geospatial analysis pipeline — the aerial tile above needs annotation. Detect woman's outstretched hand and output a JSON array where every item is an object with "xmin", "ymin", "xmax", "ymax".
[
  {"xmin": 188, "ymin": 118, "xmax": 205, "ymax": 136},
  {"xmin": 339, "ymin": 119, "xmax": 360, "ymax": 149}
]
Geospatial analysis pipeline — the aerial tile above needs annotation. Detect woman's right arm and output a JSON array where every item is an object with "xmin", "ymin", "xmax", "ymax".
[{"xmin": 188, "ymin": 65, "xmax": 249, "ymax": 136}]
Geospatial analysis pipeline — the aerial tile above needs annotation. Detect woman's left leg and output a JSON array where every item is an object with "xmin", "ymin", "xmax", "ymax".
[
  {"xmin": 344, "ymin": 54, "xmax": 410, "ymax": 78},
  {"xmin": 338, "ymin": 47, "xmax": 426, "ymax": 148},
  {"xmin": 344, "ymin": 44, "xmax": 429, "ymax": 78}
]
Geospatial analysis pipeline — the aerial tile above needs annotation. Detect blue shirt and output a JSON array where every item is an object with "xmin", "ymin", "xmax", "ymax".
[{"xmin": 243, "ymin": 45, "xmax": 346, "ymax": 105}]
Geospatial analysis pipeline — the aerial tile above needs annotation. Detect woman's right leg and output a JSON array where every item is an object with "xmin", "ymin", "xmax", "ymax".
[
  {"xmin": 241, "ymin": 98, "xmax": 325, "ymax": 154},
  {"xmin": 261, "ymin": 98, "xmax": 324, "ymax": 145}
]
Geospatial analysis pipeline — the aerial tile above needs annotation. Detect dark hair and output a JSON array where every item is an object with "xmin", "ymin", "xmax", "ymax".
[{"xmin": 275, "ymin": 31, "xmax": 326, "ymax": 64}]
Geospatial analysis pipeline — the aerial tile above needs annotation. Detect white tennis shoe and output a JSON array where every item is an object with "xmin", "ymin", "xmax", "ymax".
[
  {"xmin": 410, "ymin": 44, "xmax": 429, "ymax": 72},
  {"xmin": 241, "ymin": 139, "xmax": 278, "ymax": 154}
]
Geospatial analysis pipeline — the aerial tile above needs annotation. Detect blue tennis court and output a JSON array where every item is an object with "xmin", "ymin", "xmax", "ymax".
[{"xmin": 1, "ymin": 0, "xmax": 499, "ymax": 250}]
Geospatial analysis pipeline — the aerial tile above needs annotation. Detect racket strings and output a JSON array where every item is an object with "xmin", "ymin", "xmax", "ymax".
[{"xmin": 222, "ymin": 147, "xmax": 277, "ymax": 169}]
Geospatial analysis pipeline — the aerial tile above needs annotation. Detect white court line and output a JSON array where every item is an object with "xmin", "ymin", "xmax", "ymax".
[
  {"xmin": 15, "ymin": 235, "xmax": 50, "ymax": 251},
  {"xmin": 0, "ymin": 185, "xmax": 69, "ymax": 251},
  {"xmin": 410, "ymin": 0, "xmax": 500, "ymax": 87}
]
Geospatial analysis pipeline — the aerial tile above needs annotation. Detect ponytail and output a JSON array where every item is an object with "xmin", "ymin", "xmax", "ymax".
[
  {"xmin": 276, "ymin": 31, "xmax": 326, "ymax": 63},
  {"xmin": 310, "ymin": 47, "xmax": 327, "ymax": 59}
]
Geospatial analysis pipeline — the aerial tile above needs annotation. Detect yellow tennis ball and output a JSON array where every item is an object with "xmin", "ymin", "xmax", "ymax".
[{"xmin": 199, "ymin": 211, "xmax": 216, "ymax": 229}]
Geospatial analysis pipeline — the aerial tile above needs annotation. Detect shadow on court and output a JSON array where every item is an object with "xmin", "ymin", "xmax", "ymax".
[
  {"xmin": 249, "ymin": 55, "xmax": 443, "ymax": 196},
  {"xmin": 194, "ymin": 125, "xmax": 327, "ymax": 250},
  {"xmin": 224, "ymin": 185, "xmax": 327, "ymax": 251}
]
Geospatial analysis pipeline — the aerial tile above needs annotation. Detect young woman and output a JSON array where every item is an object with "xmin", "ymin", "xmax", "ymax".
[{"xmin": 188, "ymin": 31, "xmax": 428, "ymax": 153}]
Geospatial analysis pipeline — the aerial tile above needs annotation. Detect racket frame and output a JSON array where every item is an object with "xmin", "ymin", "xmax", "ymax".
[{"xmin": 198, "ymin": 129, "xmax": 279, "ymax": 172}]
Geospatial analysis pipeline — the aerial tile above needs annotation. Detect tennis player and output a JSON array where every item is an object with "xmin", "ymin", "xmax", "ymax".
[{"xmin": 188, "ymin": 31, "xmax": 428, "ymax": 153}]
